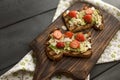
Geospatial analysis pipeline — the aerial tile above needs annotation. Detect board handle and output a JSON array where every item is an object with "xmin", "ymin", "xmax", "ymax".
[
  {"xmin": 45, "ymin": 69, "xmax": 86, "ymax": 80},
  {"xmin": 33, "ymin": 65, "xmax": 87, "ymax": 80},
  {"xmin": 33, "ymin": 69, "xmax": 72, "ymax": 80}
]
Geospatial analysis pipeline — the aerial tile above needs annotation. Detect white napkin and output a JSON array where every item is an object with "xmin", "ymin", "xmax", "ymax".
[{"xmin": 0, "ymin": 0, "xmax": 120, "ymax": 80}]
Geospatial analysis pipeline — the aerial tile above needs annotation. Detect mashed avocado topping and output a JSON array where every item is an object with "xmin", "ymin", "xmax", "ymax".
[
  {"xmin": 67, "ymin": 7, "xmax": 102, "ymax": 28},
  {"xmin": 48, "ymin": 33, "xmax": 91, "ymax": 54}
]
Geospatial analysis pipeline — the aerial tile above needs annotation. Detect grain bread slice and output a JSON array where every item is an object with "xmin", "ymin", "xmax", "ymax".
[
  {"xmin": 46, "ymin": 47, "xmax": 63, "ymax": 61},
  {"xmin": 63, "ymin": 6, "xmax": 104, "ymax": 32},
  {"xmin": 46, "ymin": 29, "xmax": 92, "ymax": 61},
  {"xmin": 63, "ymin": 32, "xmax": 92, "ymax": 58}
]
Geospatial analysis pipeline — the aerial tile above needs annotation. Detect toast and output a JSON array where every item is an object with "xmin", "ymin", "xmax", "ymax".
[
  {"xmin": 46, "ymin": 29, "xmax": 92, "ymax": 61},
  {"xmin": 63, "ymin": 6, "xmax": 104, "ymax": 32}
]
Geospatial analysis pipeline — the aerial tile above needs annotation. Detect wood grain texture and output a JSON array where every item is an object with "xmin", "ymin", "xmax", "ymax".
[
  {"xmin": 90, "ymin": 61, "xmax": 120, "ymax": 79},
  {"xmin": 30, "ymin": 1, "xmax": 120, "ymax": 80},
  {"xmin": 93, "ymin": 63, "xmax": 120, "ymax": 80},
  {"xmin": 0, "ymin": 10, "xmax": 56, "ymax": 73},
  {"xmin": 0, "ymin": 0, "xmax": 58, "ymax": 29}
]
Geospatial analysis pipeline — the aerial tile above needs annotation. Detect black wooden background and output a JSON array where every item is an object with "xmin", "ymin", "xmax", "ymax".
[{"xmin": 0, "ymin": 0, "xmax": 120, "ymax": 80}]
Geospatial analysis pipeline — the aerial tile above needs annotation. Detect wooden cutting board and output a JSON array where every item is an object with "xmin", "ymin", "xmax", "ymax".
[{"xmin": 30, "ymin": 1, "xmax": 120, "ymax": 80}]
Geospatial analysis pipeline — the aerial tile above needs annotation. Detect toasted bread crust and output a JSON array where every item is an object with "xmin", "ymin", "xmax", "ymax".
[
  {"xmin": 46, "ymin": 31, "xmax": 92, "ymax": 61},
  {"xmin": 46, "ymin": 47, "xmax": 63, "ymax": 61},
  {"xmin": 63, "ymin": 49, "xmax": 92, "ymax": 58},
  {"xmin": 93, "ymin": 19, "xmax": 104, "ymax": 30},
  {"xmin": 46, "ymin": 46, "xmax": 92, "ymax": 61},
  {"xmin": 63, "ymin": 12, "xmax": 93, "ymax": 32},
  {"xmin": 63, "ymin": 8, "xmax": 104, "ymax": 32},
  {"xmin": 93, "ymin": 8, "xmax": 104, "ymax": 30}
]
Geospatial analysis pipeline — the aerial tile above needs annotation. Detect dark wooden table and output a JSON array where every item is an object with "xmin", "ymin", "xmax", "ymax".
[{"xmin": 0, "ymin": 0, "xmax": 120, "ymax": 80}]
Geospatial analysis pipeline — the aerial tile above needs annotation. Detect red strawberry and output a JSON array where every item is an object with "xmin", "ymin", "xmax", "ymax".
[
  {"xmin": 83, "ymin": 14, "xmax": 92, "ymax": 23},
  {"xmin": 68, "ymin": 10, "xmax": 77, "ymax": 18},
  {"xmin": 76, "ymin": 33, "xmax": 86, "ymax": 42},
  {"xmin": 56, "ymin": 42, "xmax": 65, "ymax": 48},
  {"xmin": 70, "ymin": 40, "xmax": 80, "ymax": 49},
  {"xmin": 64, "ymin": 31, "xmax": 73, "ymax": 38},
  {"xmin": 53, "ymin": 30, "xmax": 62, "ymax": 39}
]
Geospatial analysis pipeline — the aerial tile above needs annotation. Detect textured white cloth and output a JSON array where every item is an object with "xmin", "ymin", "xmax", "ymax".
[{"xmin": 0, "ymin": 0, "xmax": 120, "ymax": 80}]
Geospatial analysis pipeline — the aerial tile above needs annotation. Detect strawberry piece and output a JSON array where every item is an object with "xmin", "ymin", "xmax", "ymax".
[
  {"xmin": 85, "ymin": 8, "xmax": 93, "ymax": 15},
  {"xmin": 70, "ymin": 40, "xmax": 80, "ymax": 49},
  {"xmin": 76, "ymin": 33, "xmax": 86, "ymax": 42},
  {"xmin": 56, "ymin": 42, "xmax": 65, "ymax": 48},
  {"xmin": 83, "ymin": 14, "xmax": 92, "ymax": 23},
  {"xmin": 68, "ymin": 10, "xmax": 77, "ymax": 18},
  {"xmin": 65, "ymin": 31, "xmax": 73, "ymax": 38},
  {"xmin": 53, "ymin": 30, "xmax": 62, "ymax": 39}
]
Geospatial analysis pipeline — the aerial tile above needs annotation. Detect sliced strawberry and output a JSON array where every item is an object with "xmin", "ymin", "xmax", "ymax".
[
  {"xmin": 53, "ymin": 30, "xmax": 62, "ymax": 39},
  {"xmin": 68, "ymin": 10, "xmax": 77, "ymax": 18},
  {"xmin": 76, "ymin": 33, "xmax": 86, "ymax": 42},
  {"xmin": 85, "ymin": 8, "xmax": 93, "ymax": 15},
  {"xmin": 83, "ymin": 14, "xmax": 92, "ymax": 23},
  {"xmin": 64, "ymin": 31, "xmax": 73, "ymax": 38},
  {"xmin": 56, "ymin": 42, "xmax": 65, "ymax": 48},
  {"xmin": 70, "ymin": 40, "xmax": 80, "ymax": 49}
]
